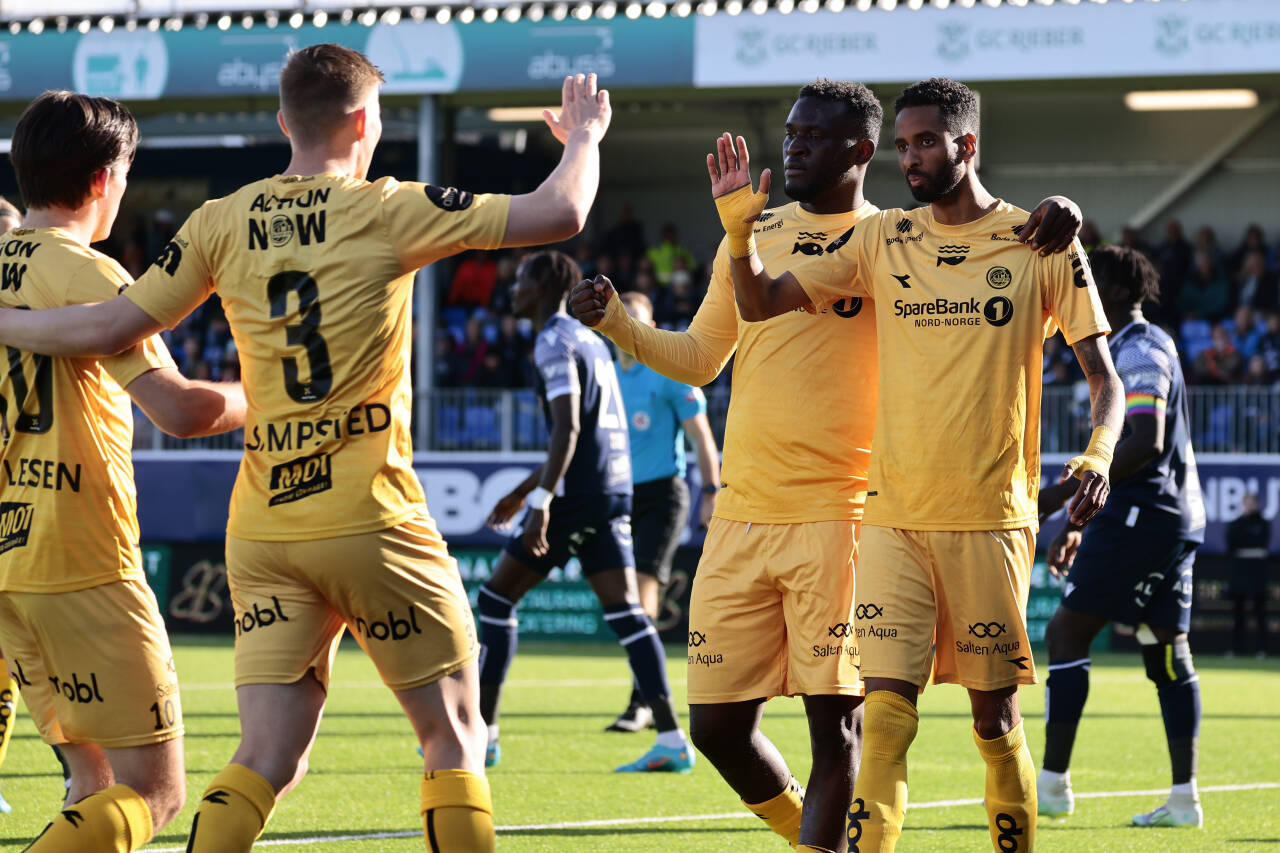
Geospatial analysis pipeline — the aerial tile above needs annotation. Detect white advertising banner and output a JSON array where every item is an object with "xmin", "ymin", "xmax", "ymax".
[{"xmin": 693, "ymin": 0, "xmax": 1280, "ymax": 87}]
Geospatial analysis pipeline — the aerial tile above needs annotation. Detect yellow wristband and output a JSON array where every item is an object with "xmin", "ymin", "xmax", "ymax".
[
  {"xmin": 1065, "ymin": 424, "xmax": 1118, "ymax": 479},
  {"xmin": 713, "ymin": 183, "xmax": 769, "ymax": 259}
]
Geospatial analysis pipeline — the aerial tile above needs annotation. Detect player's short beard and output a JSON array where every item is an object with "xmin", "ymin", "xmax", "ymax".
[
  {"xmin": 784, "ymin": 175, "xmax": 820, "ymax": 203},
  {"xmin": 907, "ymin": 150, "xmax": 965, "ymax": 203}
]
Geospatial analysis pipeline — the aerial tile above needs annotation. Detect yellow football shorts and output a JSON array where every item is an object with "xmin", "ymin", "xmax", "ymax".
[
  {"xmin": 226, "ymin": 510, "xmax": 478, "ymax": 692},
  {"xmin": 0, "ymin": 579, "xmax": 182, "ymax": 748},
  {"xmin": 687, "ymin": 518, "xmax": 860, "ymax": 704},
  {"xmin": 855, "ymin": 525, "xmax": 1037, "ymax": 692}
]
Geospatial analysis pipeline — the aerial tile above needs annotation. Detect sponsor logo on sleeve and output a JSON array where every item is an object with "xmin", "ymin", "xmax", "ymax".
[{"xmin": 424, "ymin": 185, "xmax": 475, "ymax": 211}]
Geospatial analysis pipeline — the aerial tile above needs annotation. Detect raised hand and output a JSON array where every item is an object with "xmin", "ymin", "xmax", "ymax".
[
  {"xmin": 706, "ymin": 132, "xmax": 771, "ymax": 202},
  {"xmin": 568, "ymin": 274, "xmax": 616, "ymax": 327},
  {"xmin": 543, "ymin": 73, "xmax": 612, "ymax": 145}
]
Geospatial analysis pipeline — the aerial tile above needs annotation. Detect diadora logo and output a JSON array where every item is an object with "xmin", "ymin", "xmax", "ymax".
[
  {"xmin": 757, "ymin": 211, "xmax": 775, "ymax": 223},
  {"xmin": 995, "ymin": 812, "xmax": 1023, "ymax": 851},
  {"xmin": 986, "ymin": 266, "xmax": 1012, "ymax": 289},
  {"xmin": 1005, "ymin": 656, "xmax": 1031, "ymax": 670},
  {"xmin": 792, "ymin": 225, "xmax": 855, "ymax": 257},
  {"xmin": 828, "ymin": 622, "xmax": 853, "ymax": 638},
  {"xmin": 847, "ymin": 797, "xmax": 871, "ymax": 852},
  {"xmin": 968, "ymin": 621, "xmax": 1007, "ymax": 638},
  {"xmin": 896, "ymin": 218, "xmax": 913, "ymax": 234},
  {"xmin": 688, "ymin": 630, "xmax": 707, "ymax": 648},
  {"xmin": 234, "ymin": 595, "xmax": 290, "ymax": 636},
  {"xmin": 354, "ymin": 607, "xmax": 424, "ymax": 641},
  {"xmin": 855, "ymin": 603, "xmax": 883, "ymax": 620},
  {"xmin": 0, "ymin": 502, "xmax": 34, "ymax": 555},
  {"xmin": 936, "ymin": 244, "xmax": 970, "ymax": 266},
  {"xmin": 48, "ymin": 671, "xmax": 105, "ymax": 704},
  {"xmin": 892, "ymin": 273, "xmax": 911, "ymax": 289},
  {"xmin": 268, "ymin": 452, "xmax": 333, "ymax": 506}
]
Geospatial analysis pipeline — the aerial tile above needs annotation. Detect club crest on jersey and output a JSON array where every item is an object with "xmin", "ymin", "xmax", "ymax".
[
  {"xmin": 986, "ymin": 266, "xmax": 1012, "ymax": 289},
  {"xmin": 267, "ymin": 452, "xmax": 333, "ymax": 506},
  {"xmin": 0, "ymin": 501, "xmax": 34, "ymax": 554},
  {"xmin": 269, "ymin": 215, "xmax": 294, "ymax": 248},
  {"xmin": 936, "ymin": 244, "xmax": 970, "ymax": 266},
  {"xmin": 424, "ymin": 185, "xmax": 474, "ymax": 212}
]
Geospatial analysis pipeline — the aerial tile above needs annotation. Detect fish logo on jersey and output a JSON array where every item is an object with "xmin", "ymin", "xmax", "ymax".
[{"xmin": 936, "ymin": 244, "xmax": 970, "ymax": 267}]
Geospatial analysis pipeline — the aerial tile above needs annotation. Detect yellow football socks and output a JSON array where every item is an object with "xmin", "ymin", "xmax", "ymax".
[
  {"xmin": 0, "ymin": 661, "xmax": 16, "ymax": 770},
  {"xmin": 421, "ymin": 769, "xmax": 495, "ymax": 853},
  {"xmin": 849, "ymin": 691, "xmax": 919, "ymax": 853},
  {"xmin": 974, "ymin": 722, "xmax": 1036, "ymax": 852},
  {"xmin": 744, "ymin": 776, "xmax": 804, "ymax": 845},
  {"xmin": 186, "ymin": 763, "xmax": 278, "ymax": 853},
  {"xmin": 26, "ymin": 783, "xmax": 153, "ymax": 852}
]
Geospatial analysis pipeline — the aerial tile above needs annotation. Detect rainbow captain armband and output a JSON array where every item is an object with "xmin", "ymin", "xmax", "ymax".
[
  {"xmin": 1125, "ymin": 392, "xmax": 1167, "ymax": 417},
  {"xmin": 714, "ymin": 184, "xmax": 770, "ymax": 259},
  {"xmin": 1064, "ymin": 424, "xmax": 1119, "ymax": 480}
]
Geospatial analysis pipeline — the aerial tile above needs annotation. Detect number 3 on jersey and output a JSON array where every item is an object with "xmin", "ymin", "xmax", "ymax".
[
  {"xmin": 268, "ymin": 271, "xmax": 332, "ymax": 403},
  {"xmin": 594, "ymin": 357, "xmax": 625, "ymax": 430}
]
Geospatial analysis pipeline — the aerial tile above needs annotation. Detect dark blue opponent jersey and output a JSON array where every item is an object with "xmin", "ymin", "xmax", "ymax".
[
  {"xmin": 1103, "ymin": 320, "xmax": 1206, "ymax": 542},
  {"xmin": 534, "ymin": 312, "xmax": 632, "ymax": 497}
]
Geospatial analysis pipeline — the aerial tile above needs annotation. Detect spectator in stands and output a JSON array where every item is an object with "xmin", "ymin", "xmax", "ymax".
[
  {"xmin": 1257, "ymin": 312, "xmax": 1280, "ymax": 381},
  {"xmin": 1228, "ymin": 224, "xmax": 1268, "ymax": 277},
  {"xmin": 1078, "ymin": 220, "xmax": 1103, "ymax": 255},
  {"xmin": 1192, "ymin": 323, "xmax": 1244, "ymax": 384},
  {"xmin": 1244, "ymin": 353, "xmax": 1272, "ymax": 386},
  {"xmin": 1195, "ymin": 226, "xmax": 1226, "ymax": 273},
  {"xmin": 434, "ymin": 332, "xmax": 460, "ymax": 388},
  {"xmin": 1230, "ymin": 306, "xmax": 1266, "ymax": 359},
  {"xmin": 1235, "ymin": 251, "xmax": 1278, "ymax": 313},
  {"xmin": 646, "ymin": 223, "xmax": 696, "ymax": 288},
  {"xmin": 447, "ymin": 250, "xmax": 500, "ymax": 309},
  {"xmin": 1120, "ymin": 225, "xmax": 1152, "ymax": 257},
  {"xmin": 600, "ymin": 201, "xmax": 646, "ymax": 262},
  {"xmin": 1155, "ymin": 219, "xmax": 1194, "ymax": 311},
  {"xmin": 655, "ymin": 276, "xmax": 698, "ymax": 331},
  {"xmin": 575, "ymin": 242, "xmax": 598, "ymax": 279},
  {"xmin": 0, "ymin": 197, "xmax": 21, "ymax": 233},
  {"xmin": 630, "ymin": 268, "xmax": 658, "ymax": 302},
  {"xmin": 1043, "ymin": 335, "xmax": 1083, "ymax": 385},
  {"xmin": 452, "ymin": 313, "xmax": 493, "ymax": 384},
  {"xmin": 492, "ymin": 314, "xmax": 532, "ymax": 388},
  {"xmin": 1180, "ymin": 251, "xmax": 1232, "ymax": 321}
]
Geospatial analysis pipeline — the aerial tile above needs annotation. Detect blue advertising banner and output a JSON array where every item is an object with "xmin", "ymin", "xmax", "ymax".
[{"xmin": 0, "ymin": 17, "xmax": 694, "ymax": 100}]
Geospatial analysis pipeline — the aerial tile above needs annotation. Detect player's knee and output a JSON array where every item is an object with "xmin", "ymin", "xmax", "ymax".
[
  {"xmin": 477, "ymin": 584, "xmax": 516, "ymax": 624},
  {"xmin": 1141, "ymin": 636, "xmax": 1197, "ymax": 688},
  {"xmin": 125, "ymin": 770, "xmax": 186, "ymax": 830},
  {"xmin": 688, "ymin": 707, "xmax": 751, "ymax": 759},
  {"xmin": 1043, "ymin": 609, "xmax": 1088, "ymax": 661}
]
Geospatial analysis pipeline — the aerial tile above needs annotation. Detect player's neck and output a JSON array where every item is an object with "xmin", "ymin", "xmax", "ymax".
[
  {"xmin": 928, "ymin": 172, "xmax": 998, "ymax": 227},
  {"xmin": 21, "ymin": 206, "xmax": 99, "ymax": 246},
  {"xmin": 797, "ymin": 180, "xmax": 864, "ymax": 216},
  {"xmin": 283, "ymin": 148, "xmax": 365, "ymax": 180},
  {"xmin": 533, "ymin": 300, "xmax": 566, "ymax": 332}
]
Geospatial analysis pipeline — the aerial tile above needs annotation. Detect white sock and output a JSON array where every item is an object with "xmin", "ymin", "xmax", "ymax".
[
  {"xmin": 1171, "ymin": 780, "xmax": 1198, "ymax": 799},
  {"xmin": 655, "ymin": 728, "xmax": 687, "ymax": 749},
  {"xmin": 487, "ymin": 724, "xmax": 499, "ymax": 746},
  {"xmin": 1039, "ymin": 768, "xmax": 1068, "ymax": 786}
]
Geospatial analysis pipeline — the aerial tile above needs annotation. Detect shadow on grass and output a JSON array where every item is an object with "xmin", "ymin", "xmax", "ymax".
[{"xmin": 501, "ymin": 826, "xmax": 763, "ymax": 837}]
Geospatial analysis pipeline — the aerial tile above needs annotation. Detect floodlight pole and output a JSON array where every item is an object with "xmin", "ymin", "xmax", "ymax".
[{"xmin": 415, "ymin": 94, "xmax": 439, "ymax": 450}]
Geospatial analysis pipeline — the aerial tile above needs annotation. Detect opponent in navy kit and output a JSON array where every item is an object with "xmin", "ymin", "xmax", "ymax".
[
  {"xmin": 481, "ymin": 250, "xmax": 693, "ymax": 773},
  {"xmin": 1037, "ymin": 245, "xmax": 1207, "ymax": 828}
]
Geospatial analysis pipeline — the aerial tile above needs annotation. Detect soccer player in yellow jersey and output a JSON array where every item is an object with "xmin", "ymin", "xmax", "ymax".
[
  {"xmin": 0, "ymin": 45, "xmax": 611, "ymax": 852},
  {"xmin": 0, "ymin": 91, "xmax": 247, "ymax": 852},
  {"xmin": 706, "ymin": 78, "xmax": 1125, "ymax": 852},
  {"xmin": 0, "ymin": 193, "xmax": 21, "ymax": 817},
  {"xmin": 571, "ymin": 79, "xmax": 1083, "ymax": 852}
]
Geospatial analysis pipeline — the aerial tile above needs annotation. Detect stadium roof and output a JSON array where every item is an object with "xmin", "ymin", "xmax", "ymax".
[{"xmin": 0, "ymin": 0, "xmax": 1187, "ymax": 31}]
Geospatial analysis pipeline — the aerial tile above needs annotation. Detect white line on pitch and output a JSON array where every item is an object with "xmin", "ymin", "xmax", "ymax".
[{"xmin": 144, "ymin": 781, "xmax": 1278, "ymax": 851}]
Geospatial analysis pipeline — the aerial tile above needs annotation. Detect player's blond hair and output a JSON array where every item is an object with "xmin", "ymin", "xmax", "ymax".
[
  {"xmin": 279, "ymin": 43, "xmax": 386, "ymax": 146},
  {"xmin": 620, "ymin": 291, "xmax": 653, "ymax": 317}
]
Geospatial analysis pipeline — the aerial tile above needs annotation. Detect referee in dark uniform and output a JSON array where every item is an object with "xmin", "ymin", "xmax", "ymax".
[{"xmin": 1226, "ymin": 491, "xmax": 1271, "ymax": 657}]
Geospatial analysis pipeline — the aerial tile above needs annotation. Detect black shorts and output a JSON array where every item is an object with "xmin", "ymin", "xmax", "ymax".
[
  {"xmin": 504, "ymin": 493, "xmax": 634, "ymax": 576},
  {"xmin": 631, "ymin": 476, "xmax": 691, "ymax": 585},
  {"xmin": 1062, "ymin": 511, "xmax": 1198, "ymax": 633}
]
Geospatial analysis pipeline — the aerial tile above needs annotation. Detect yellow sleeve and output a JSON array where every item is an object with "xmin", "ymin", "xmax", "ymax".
[
  {"xmin": 382, "ymin": 180, "xmax": 511, "ymax": 271},
  {"xmin": 102, "ymin": 334, "xmax": 177, "ymax": 389},
  {"xmin": 595, "ymin": 246, "xmax": 737, "ymax": 387},
  {"xmin": 789, "ymin": 218, "xmax": 875, "ymax": 311},
  {"xmin": 123, "ymin": 206, "xmax": 216, "ymax": 329},
  {"xmin": 1040, "ymin": 238, "xmax": 1111, "ymax": 346}
]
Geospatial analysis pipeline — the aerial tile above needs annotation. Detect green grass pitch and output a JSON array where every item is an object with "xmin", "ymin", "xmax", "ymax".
[{"xmin": 0, "ymin": 637, "xmax": 1275, "ymax": 851}]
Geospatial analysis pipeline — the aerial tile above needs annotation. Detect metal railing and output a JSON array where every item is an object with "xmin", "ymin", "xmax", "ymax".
[{"xmin": 133, "ymin": 385, "xmax": 1280, "ymax": 456}]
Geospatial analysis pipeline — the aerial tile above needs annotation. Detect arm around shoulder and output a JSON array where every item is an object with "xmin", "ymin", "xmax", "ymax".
[
  {"xmin": 125, "ymin": 368, "xmax": 247, "ymax": 438},
  {"xmin": 0, "ymin": 295, "xmax": 162, "ymax": 357}
]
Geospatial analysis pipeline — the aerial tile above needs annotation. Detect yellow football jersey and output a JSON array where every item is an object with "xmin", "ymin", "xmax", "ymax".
[
  {"xmin": 124, "ymin": 174, "xmax": 510, "ymax": 541},
  {"xmin": 711, "ymin": 201, "xmax": 879, "ymax": 523},
  {"xmin": 789, "ymin": 202, "xmax": 1109, "ymax": 531},
  {"xmin": 0, "ymin": 228, "xmax": 174, "ymax": 593}
]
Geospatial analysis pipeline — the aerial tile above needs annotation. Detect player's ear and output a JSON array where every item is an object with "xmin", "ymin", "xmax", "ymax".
[
  {"xmin": 351, "ymin": 105, "xmax": 368, "ymax": 140},
  {"xmin": 958, "ymin": 132, "xmax": 978, "ymax": 163},
  {"xmin": 87, "ymin": 167, "xmax": 111, "ymax": 201},
  {"xmin": 276, "ymin": 110, "xmax": 291, "ymax": 139},
  {"xmin": 852, "ymin": 138, "xmax": 876, "ymax": 167}
]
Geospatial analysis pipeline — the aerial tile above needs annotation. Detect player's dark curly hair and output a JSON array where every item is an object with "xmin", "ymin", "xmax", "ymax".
[
  {"xmin": 893, "ymin": 77, "xmax": 979, "ymax": 135},
  {"xmin": 797, "ymin": 78, "xmax": 884, "ymax": 142},
  {"xmin": 1089, "ymin": 245, "xmax": 1161, "ymax": 306},
  {"xmin": 523, "ymin": 249, "xmax": 583, "ymax": 298}
]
